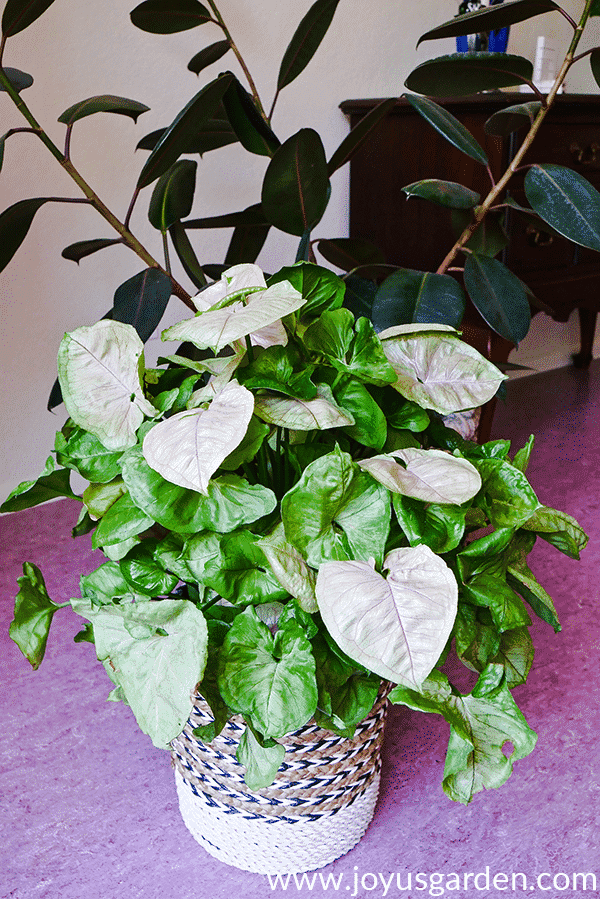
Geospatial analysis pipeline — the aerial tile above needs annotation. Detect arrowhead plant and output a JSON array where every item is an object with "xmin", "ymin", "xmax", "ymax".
[{"xmin": 0, "ymin": 0, "xmax": 595, "ymax": 804}]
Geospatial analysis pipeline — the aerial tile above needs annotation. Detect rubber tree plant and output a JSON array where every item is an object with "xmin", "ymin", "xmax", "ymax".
[{"xmin": 0, "ymin": 0, "xmax": 592, "ymax": 802}]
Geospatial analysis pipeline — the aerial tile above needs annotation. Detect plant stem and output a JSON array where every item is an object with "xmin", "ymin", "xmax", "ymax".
[
  {"xmin": 436, "ymin": 0, "xmax": 596, "ymax": 276},
  {"xmin": 0, "ymin": 66, "xmax": 195, "ymax": 311},
  {"xmin": 204, "ymin": 0, "xmax": 269, "ymax": 123}
]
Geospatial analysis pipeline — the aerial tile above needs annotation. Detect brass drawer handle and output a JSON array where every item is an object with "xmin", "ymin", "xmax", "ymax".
[
  {"xmin": 526, "ymin": 223, "xmax": 554, "ymax": 247},
  {"xmin": 569, "ymin": 141, "xmax": 600, "ymax": 165}
]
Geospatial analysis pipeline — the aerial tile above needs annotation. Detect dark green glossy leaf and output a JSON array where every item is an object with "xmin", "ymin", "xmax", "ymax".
[
  {"xmin": 464, "ymin": 254, "xmax": 530, "ymax": 345},
  {"xmin": 185, "ymin": 203, "xmax": 268, "ymax": 230},
  {"xmin": 105, "ymin": 268, "xmax": 173, "ymax": 343},
  {"xmin": 61, "ymin": 238, "xmax": 123, "ymax": 263},
  {"xmin": 405, "ymin": 53, "xmax": 534, "ymax": 97},
  {"xmin": 2, "ymin": 0, "xmax": 57, "ymax": 36},
  {"xmin": 222, "ymin": 77, "xmax": 280, "ymax": 157},
  {"xmin": 403, "ymin": 179, "xmax": 480, "ymax": 209},
  {"xmin": 237, "ymin": 345, "xmax": 316, "ymax": 400},
  {"xmin": 148, "ymin": 159, "xmax": 197, "ymax": 232},
  {"xmin": 168, "ymin": 220, "xmax": 206, "ymax": 289},
  {"xmin": 524, "ymin": 163, "xmax": 600, "ymax": 252},
  {"xmin": 237, "ymin": 725, "xmax": 285, "ymax": 790},
  {"xmin": 342, "ymin": 273, "xmax": 377, "ymax": 319},
  {"xmin": 203, "ymin": 530, "xmax": 288, "ymax": 604},
  {"xmin": 130, "ymin": 0, "xmax": 211, "ymax": 33},
  {"xmin": 295, "ymin": 229, "xmax": 311, "ymax": 262},
  {"xmin": 137, "ymin": 72, "xmax": 233, "ymax": 189},
  {"xmin": 188, "ymin": 39, "xmax": 230, "ymax": 74},
  {"xmin": 58, "ymin": 95, "xmax": 150, "ymax": 126},
  {"xmin": 591, "ymin": 48, "xmax": 600, "ymax": 89},
  {"xmin": 9, "ymin": 563, "xmax": 61, "ymax": 669},
  {"xmin": 277, "ymin": 0, "xmax": 341, "ymax": 91},
  {"xmin": 404, "ymin": 94, "xmax": 488, "ymax": 165},
  {"xmin": 0, "ymin": 66, "xmax": 33, "ymax": 92},
  {"xmin": 0, "ymin": 134, "xmax": 5, "ymax": 174},
  {"xmin": 451, "ymin": 208, "xmax": 509, "ymax": 257},
  {"xmin": 119, "ymin": 540, "xmax": 179, "ymax": 596},
  {"xmin": 1, "ymin": 455, "xmax": 78, "ymax": 513},
  {"xmin": 328, "ymin": 97, "xmax": 396, "ymax": 176},
  {"xmin": 316, "ymin": 237, "xmax": 385, "ymax": 272},
  {"xmin": 137, "ymin": 117, "xmax": 237, "ymax": 155},
  {"xmin": 484, "ymin": 101, "xmax": 541, "ymax": 136},
  {"xmin": 225, "ymin": 210, "xmax": 271, "ymax": 265},
  {"xmin": 417, "ymin": 0, "xmax": 560, "ymax": 45},
  {"xmin": 592, "ymin": 0, "xmax": 600, "ymax": 16},
  {"xmin": 372, "ymin": 269, "xmax": 466, "ymax": 330},
  {"xmin": 0, "ymin": 197, "xmax": 49, "ymax": 275},
  {"xmin": 261, "ymin": 128, "xmax": 329, "ymax": 236}
]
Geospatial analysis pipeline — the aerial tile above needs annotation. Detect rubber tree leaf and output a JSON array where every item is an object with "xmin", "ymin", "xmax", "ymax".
[
  {"xmin": 163, "ymin": 280, "xmax": 305, "ymax": 352},
  {"xmin": 359, "ymin": 447, "xmax": 481, "ymax": 505},
  {"xmin": 522, "ymin": 505, "xmax": 588, "ymax": 559},
  {"xmin": 223, "ymin": 205, "xmax": 271, "ymax": 266},
  {"xmin": 137, "ymin": 72, "xmax": 233, "ymax": 189},
  {"xmin": 9, "ymin": 563, "xmax": 63, "ymax": 669},
  {"xmin": 403, "ymin": 179, "xmax": 480, "ymax": 210},
  {"xmin": 1, "ymin": 0, "xmax": 57, "ymax": 36},
  {"xmin": 61, "ymin": 238, "xmax": 123, "ymax": 263},
  {"xmin": 237, "ymin": 726, "xmax": 286, "ymax": 791},
  {"xmin": 142, "ymin": 380, "xmax": 254, "ymax": 494},
  {"xmin": 254, "ymin": 383, "xmax": 354, "ymax": 431},
  {"xmin": 168, "ymin": 221, "xmax": 206, "ymax": 289},
  {"xmin": 404, "ymin": 94, "xmax": 488, "ymax": 166},
  {"xmin": 328, "ymin": 97, "xmax": 396, "ymax": 175},
  {"xmin": 464, "ymin": 253, "xmax": 531, "ymax": 345},
  {"xmin": 1, "ymin": 454, "xmax": 78, "ymax": 512},
  {"xmin": 184, "ymin": 203, "xmax": 268, "ymax": 232},
  {"xmin": 0, "ymin": 66, "xmax": 33, "ymax": 92},
  {"xmin": 137, "ymin": 117, "xmax": 237, "ymax": 155},
  {"xmin": 591, "ymin": 48, "xmax": 600, "ymax": 89},
  {"xmin": 277, "ymin": 0, "xmax": 341, "ymax": 91},
  {"xmin": 451, "ymin": 208, "xmax": 509, "ymax": 257},
  {"xmin": 484, "ymin": 101, "xmax": 541, "ymax": 136},
  {"xmin": 592, "ymin": 0, "xmax": 600, "ymax": 16},
  {"xmin": 316, "ymin": 546, "xmax": 457, "ymax": 687},
  {"xmin": 417, "ymin": 0, "xmax": 561, "ymax": 45},
  {"xmin": 222, "ymin": 77, "xmax": 280, "ymax": 157},
  {"xmin": 257, "ymin": 525, "xmax": 318, "ymax": 613},
  {"xmin": 218, "ymin": 607, "xmax": 318, "ymax": 738},
  {"xmin": 130, "ymin": 0, "xmax": 212, "ymax": 32},
  {"xmin": 281, "ymin": 445, "xmax": 391, "ymax": 567},
  {"xmin": 524, "ymin": 164, "xmax": 600, "ymax": 252},
  {"xmin": 381, "ymin": 331, "xmax": 506, "ymax": 415},
  {"xmin": 0, "ymin": 197, "xmax": 49, "ymax": 274},
  {"xmin": 109, "ymin": 268, "xmax": 173, "ymax": 343},
  {"xmin": 57, "ymin": 320, "xmax": 156, "ymax": 451},
  {"xmin": 342, "ymin": 273, "xmax": 378, "ymax": 319},
  {"xmin": 148, "ymin": 159, "xmax": 197, "ymax": 232},
  {"xmin": 405, "ymin": 53, "xmax": 534, "ymax": 97},
  {"xmin": 57, "ymin": 95, "xmax": 150, "ymax": 126},
  {"xmin": 122, "ymin": 449, "xmax": 276, "ymax": 533},
  {"xmin": 261, "ymin": 128, "xmax": 330, "ymax": 236},
  {"xmin": 188, "ymin": 39, "xmax": 230, "ymax": 74},
  {"xmin": 73, "ymin": 597, "xmax": 208, "ymax": 748},
  {"xmin": 316, "ymin": 237, "xmax": 386, "ymax": 272},
  {"xmin": 372, "ymin": 269, "xmax": 466, "ymax": 331}
]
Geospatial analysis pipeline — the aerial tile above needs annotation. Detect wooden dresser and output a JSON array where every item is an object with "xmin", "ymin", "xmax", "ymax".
[{"xmin": 340, "ymin": 94, "xmax": 600, "ymax": 370}]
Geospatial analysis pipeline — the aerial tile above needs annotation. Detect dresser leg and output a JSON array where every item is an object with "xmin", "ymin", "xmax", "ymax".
[{"xmin": 572, "ymin": 307, "xmax": 597, "ymax": 368}]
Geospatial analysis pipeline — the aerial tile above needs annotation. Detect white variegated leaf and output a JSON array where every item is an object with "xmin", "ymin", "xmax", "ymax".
[
  {"xmin": 359, "ymin": 447, "xmax": 481, "ymax": 504},
  {"xmin": 316, "ymin": 545, "xmax": 458, "ymax": 687},
  {"xmin": 381, "ymin": 332, "xmax": 506, "ymax": 414},
  {"xmin": 254, "ymin": 384, "xmax": 355, "ymax": 431},
  {"xmin": 163, "ymin": 280, "xmax": 304, "ymax": 353},
  {"xmin": 191, "ymin": 263, "xmax": 267, "ymax": 311},
  {"xmin": 58, "ymin": 320, "xmax": 156, "ymax": 451},
  {"xmin": 251, "ymin": 318, "xmax": 288, "ymax": 349},
  {"xmin": 188, "ymin": 349, "xmax": 246, "ymax": 407},
  {"xmin": 142, "ymin": 380, "xmax": 254, "ymax": 494}
]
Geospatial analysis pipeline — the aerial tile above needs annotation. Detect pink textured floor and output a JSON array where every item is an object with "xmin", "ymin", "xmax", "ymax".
[{"xmin": 2, "ymin": 362, "xmax": 599, "ymax": 899}]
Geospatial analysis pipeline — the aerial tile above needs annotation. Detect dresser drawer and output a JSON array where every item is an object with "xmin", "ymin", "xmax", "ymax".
[
  {"xmin": 504, "ymin": 195, "xmax": 576, "ymax": 275},
  {"xmin": 524, "ymin": 122, "xmax": 600, "ymax": 181}
]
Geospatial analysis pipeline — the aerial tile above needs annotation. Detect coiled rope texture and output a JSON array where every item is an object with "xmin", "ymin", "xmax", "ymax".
[{"xmin": 171, "ymin": 687, "xmax": 390, "ymax": 874}]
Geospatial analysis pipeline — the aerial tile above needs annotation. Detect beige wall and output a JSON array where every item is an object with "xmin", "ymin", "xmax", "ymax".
[{"xmin": 1, "ymin": 1, "xmax": 599, "ymax": 496}]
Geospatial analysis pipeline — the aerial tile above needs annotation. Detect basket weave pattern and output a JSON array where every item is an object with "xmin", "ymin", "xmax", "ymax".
[{"xmin": 170, "ymin": 686, "xmax": 390, "ymax": 873}]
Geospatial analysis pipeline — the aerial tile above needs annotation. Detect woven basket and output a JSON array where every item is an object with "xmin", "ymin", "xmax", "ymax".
[{"xmin": 170, "ymin": 686, "xmax": 391, "ymax": 874}]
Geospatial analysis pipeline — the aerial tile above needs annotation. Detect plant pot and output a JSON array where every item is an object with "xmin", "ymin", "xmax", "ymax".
[{"xmin": 170, "ymin": 686, "xmax": 391, "ymax": 874}]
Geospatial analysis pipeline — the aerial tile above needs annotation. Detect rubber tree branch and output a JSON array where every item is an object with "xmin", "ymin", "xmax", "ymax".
[{"xmin": 436, "ymin": 0, "xmax": 596, "ymax": 276}]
